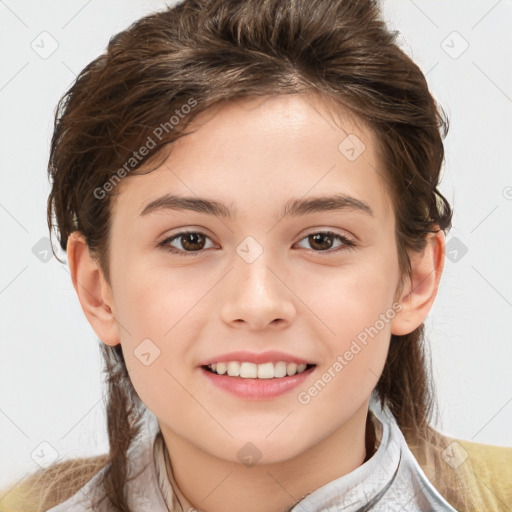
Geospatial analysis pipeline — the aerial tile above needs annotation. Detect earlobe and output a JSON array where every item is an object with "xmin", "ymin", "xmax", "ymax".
[
  {"xmin": 66, "ymin": 231, "xmax": 120, "ymax": 346},
  {"xmin": 391, "ymin": 230, "xmax": 445, "ymax": 336}
]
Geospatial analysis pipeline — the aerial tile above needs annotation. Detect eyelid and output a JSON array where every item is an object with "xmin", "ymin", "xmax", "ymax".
[
  {"xmin": 299, "ymin": 227, "xmax": 355, "ymax": 242},
  {"xmin": 157, "ymin": 225, "xmax": 216, "ymax": 244}
]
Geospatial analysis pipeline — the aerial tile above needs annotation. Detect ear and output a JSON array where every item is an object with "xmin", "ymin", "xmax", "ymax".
[
  {"xmin": 66, "ymin": 231, "xmax": 120, "ymax": 346},
  {"xmin": 391, "ymin": 229, "xmax": 445, "ymax": 336}
]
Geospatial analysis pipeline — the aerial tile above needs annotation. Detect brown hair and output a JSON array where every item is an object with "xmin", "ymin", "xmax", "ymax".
[{"xmin": 2, "ymin": 0, "xmax": 479, "ymax": 510}]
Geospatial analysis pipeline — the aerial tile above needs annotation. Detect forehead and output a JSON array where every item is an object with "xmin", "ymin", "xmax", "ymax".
[{"xmin": 112, "ymin": 94, "xmax": 394, "ymax": 225}]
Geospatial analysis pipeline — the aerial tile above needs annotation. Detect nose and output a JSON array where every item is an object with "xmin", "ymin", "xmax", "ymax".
[{"xmin": 220, "ymin": 252, "xmax": 296, "ymax": 330}]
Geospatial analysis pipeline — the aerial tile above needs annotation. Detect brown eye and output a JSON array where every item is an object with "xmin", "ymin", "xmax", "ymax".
[
  {"xmin": 295, "ymin": 231, "xmax": 356, "ymax": 254},
  {"xmin": 159, "ymin": 231, "xmax": 215, "ymax": 256},
  {"xmin": 179, "ymin": 232, "xmax": 206, "ymax": 251},
  {"xmin": 308, "ymin": 233, "xmax": 334, "ymax": 251}
]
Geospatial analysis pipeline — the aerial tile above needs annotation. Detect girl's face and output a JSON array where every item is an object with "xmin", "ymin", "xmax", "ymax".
[{"xmin": 102, "ymin": 94, "xmax": 404, "ymax": 463}]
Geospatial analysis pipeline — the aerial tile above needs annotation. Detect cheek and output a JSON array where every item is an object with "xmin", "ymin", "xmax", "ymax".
[
  {"xmin": 296, "ymin": 272, "xmax": 394, "ymax": 424},
  {"xmin": 111, "ymin": 262, "xmax": 210, "ymax": 404},
  {"xmin": 297, "ymin": 255, "xmax": 397, "ymax": 387},
  {"xmin": 111, "ymin": 257, "xmax": 202, "ymax": 338},
  {"xmin": 298, "ymin": 253, "xmax": 399, "ymax": 335}
]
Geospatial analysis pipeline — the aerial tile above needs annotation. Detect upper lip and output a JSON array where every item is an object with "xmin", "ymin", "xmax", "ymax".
[{"xmin": 198, "ymin": 350, "xmax": 316, "ymax": 367}]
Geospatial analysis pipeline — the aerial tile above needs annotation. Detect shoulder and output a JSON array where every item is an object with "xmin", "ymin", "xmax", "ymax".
[
  {"xmin": 408, "ymin": 432, "xmax": 512, "ymax": 512},
  {"xmin": 0, "ymin": 454, "xmax": 108, "ymax": 512},
  {"xmin": 455, "ymin": 437, "xmax": 512, "ymax": 509}
]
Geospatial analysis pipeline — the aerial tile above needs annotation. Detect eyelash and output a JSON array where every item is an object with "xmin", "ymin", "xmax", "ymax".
[{"xmin": 158, "ymin": 230, "xmax": 357, "ymax": 257}]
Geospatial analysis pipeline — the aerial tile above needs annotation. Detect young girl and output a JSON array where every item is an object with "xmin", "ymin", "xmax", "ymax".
[{"xmin": 1, "ymin": 0, "xmax": 510, "ymax": 511}]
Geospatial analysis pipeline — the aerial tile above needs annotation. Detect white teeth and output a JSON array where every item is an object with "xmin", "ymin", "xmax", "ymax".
[
  {"xmin": 206, "ymin": 361, "xmax": 311, "ymax": 378},
  {"xmin": 227, "ymin": 361, "xmax": 240, "ymax": 376},
  {"xmin": 287, "ymin": 362, "xmax": 297, "ymax": 375}
]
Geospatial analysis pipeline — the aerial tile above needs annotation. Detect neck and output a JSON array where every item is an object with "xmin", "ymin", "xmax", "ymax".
[{"xmin": 159, "ymin": 400, "xmax": 374, "ymax": 512}]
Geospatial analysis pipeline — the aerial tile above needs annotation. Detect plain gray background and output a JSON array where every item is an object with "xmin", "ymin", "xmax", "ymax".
[{"xmin": 1, "ymin": 0, "xmax": 511, "ymax": 489}]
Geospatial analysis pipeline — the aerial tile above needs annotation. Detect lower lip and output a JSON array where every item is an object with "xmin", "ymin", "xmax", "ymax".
[{"xmin": 199, "ymin": 365, "xmax": 316, "ymax": 400}]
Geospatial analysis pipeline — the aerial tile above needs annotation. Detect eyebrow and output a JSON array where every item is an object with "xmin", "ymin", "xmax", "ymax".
[{"xmin": 139, "ymin": 192, "xmax": 374, "ymax": 220}]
